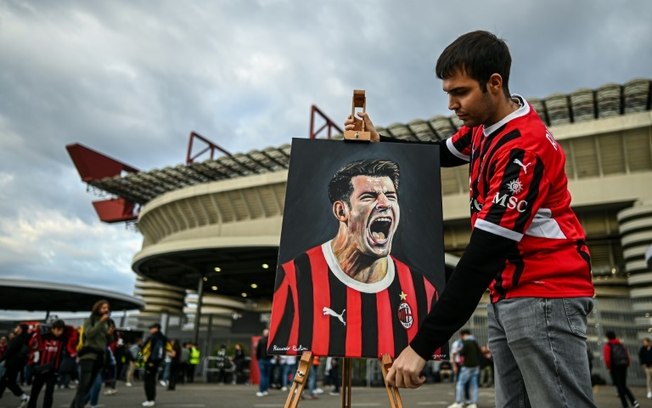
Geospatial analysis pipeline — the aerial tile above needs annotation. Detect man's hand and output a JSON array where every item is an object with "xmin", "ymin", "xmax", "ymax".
[
  {"xmin": 344, "ymin": 112, "xmax": 380, "ymax": 142},
  {"xmin": 385, "ymin": 346, "xmax": 426, "ymax": 388}
]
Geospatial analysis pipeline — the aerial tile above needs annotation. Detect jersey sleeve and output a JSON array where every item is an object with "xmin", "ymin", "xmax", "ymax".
[
  {"xmin": 445, "ymin": 126, "xmax": 474, "ymax": 162},
  {"xmin": 474, "ymin": 148, "xmax": 550, "ymax": 241}
]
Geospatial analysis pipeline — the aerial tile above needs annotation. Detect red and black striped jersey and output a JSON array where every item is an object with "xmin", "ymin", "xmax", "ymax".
[
  {"xmin": 268, "ymin": 242, "xmax": 439, "ymax": 358},
  {"xmin": 445, "ymin": 96, "xmax": 594, "ymax": 302},
  {"xmin": 30, "ymin": 331, "xmax": 65, "ymax": 371}
]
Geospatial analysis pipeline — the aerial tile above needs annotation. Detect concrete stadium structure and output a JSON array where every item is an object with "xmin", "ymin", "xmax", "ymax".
[{"xmin": 69, "ymin": 78, "xmax": 652, "ymax": 383}]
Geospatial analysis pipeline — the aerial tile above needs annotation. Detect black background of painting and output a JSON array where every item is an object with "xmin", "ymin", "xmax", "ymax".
[{"xmin": 277, "ymin": 138, "xmax": 446, "ymax": 292}]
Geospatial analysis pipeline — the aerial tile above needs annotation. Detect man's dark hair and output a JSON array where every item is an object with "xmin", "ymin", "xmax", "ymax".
[
  {"xmin": 435, "ymin": 30, "xmax": 511, "ymax": 97},
  {"xmin": 91, "ymin": 299, "xmax": 110, "ymax": 316},
  {"xmin": 606, "ymin": 330, "xmax": 617, "ymax": 340},
  {"xmin": 460, "ymin": 328, "xmax": 471, "ymax": 336},
  {"xmin": 328, "ymin": 159, "xmax": 400, "ymax": 204},
  {"xmin": 51, "ymin": 319, "xmax": 65, "ymax": 330}
]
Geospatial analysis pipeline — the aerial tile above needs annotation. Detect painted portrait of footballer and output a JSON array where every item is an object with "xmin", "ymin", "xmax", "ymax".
[{"xmin": 268, "ymin": 138, "xmax": 445, "ymax": 358}]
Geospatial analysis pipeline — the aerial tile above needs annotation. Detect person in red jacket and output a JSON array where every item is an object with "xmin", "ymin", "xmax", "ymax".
[
  {"xmin": 603, "ymin": 331, "xmax": 640, "ymax": 408},
  {"xmin": 27, "ymin": 319, "xmax": 67, "ymax": 408}
]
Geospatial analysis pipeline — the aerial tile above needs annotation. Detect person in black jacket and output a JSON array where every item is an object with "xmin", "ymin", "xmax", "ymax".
[
  {"xmin": 0, "ymin": 323, "xmax": 31, "ymax": 407},
  {"xmin": 639, "ymin": 337, "xmax": 652, "ymax": 399},
  {"xmin": 141, "ymin": 323, "xmax": 171, "ymax": 407},
  {"xmin": 232, "ymin": 343, "xmax": 246, "ymax": 384},
  {"xmin": 255, "ymin": 329, "xmax": 272, "ymax": 397}
]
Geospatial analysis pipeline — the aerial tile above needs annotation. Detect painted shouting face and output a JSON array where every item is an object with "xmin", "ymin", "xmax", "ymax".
[{"xmin": 342, "ymin": 175, "xmax": 400, "ymax": 258}]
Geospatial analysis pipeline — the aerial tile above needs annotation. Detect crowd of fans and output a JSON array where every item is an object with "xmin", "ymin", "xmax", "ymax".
[{"xmin": 0, "ymin": 314, "xmax": 205, "ymax": 408}]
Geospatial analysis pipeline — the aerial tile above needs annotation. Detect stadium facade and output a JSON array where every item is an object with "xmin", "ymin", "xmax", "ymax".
[{"xmin": 69, "ymin": 78, "xmax": 652, "ymax": 384}]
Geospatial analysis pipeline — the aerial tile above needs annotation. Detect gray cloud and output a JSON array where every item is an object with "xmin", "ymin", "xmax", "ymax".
[{"xmin": 1, "ymin": 0, "xmax": 650, "ymax": 311}]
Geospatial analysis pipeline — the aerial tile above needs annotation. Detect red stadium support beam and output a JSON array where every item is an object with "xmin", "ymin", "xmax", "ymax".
[
  {"xmin": 309, "ymin": 105, "xmax": 343, "ymax": 139},
  {"xmin": 66, "ymin": 143, "xmax": 139, "ymax": 182},
  {"xmin": 186, "ymin": 131, "xmax": 235, "ymax": 164},
  {"xmin": 66, "ymin": 143, "xmax": 139, "ymax": 223},
  {"xmin": 92, "ymin": 198, "xmax": 137, "ymax": 223}
]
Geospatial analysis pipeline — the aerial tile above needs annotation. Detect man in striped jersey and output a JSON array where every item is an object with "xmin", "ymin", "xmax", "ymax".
[
  {"xmin": 346, "ymin": 31, "xmax": 596, "ymax": 408},
  {"xmin": 269, "ymin": 159, "xmax": 439, "ymax": 359},
  {"xmin": 27, "ymin": 319, "xmax": 66, "ymax": 408}
]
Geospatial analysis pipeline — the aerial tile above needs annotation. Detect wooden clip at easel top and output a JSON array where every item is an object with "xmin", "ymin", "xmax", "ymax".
[{"xmin": 344, "ymin": 89, "xmax": 371, "ymax": 141}]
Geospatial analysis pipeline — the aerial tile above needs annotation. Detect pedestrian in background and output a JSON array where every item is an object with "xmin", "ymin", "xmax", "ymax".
[
  {"xmin": 479, "ymin": 345, "xmax": 493, "ymax": 388},
  {"xmin": 232, "ymin": 343, "xmax": 246, "ymax": 384},
  {"xmin": 141, "ymin": 323, "xmax": 172, "ymax": 407},
  {"xmin": 0, "ymin": 323, "xmax": 31, "ymax": 407},
  {"xmin": 187, "ymin": 342, "xmax": 201, "ymax": 383},
  {"xmin": 603, "ymin": 331, "xmax": 639, "ymax": 408},
  {"xmin": 125, "ymin": 338, "xmax": 143, "ymax": 387},
  {"xmin": 639, "ymin": 337, "xmax": 652, "ymax": 399},
  {"xmin": 280, "ymin": 355, "xmax": 297, "ymax": 391},
  {"xmin": 326, "ymin": 357, "xmax": 340, "ymax": 396},
  {"xmin": 102, "ymin": 320, "xmax": 118, "ymax": 396},
  {"xmin": 167, "ymin": 339, "xmax": 181, "ymax": 390},
  {"xmin": 448, "ymin": 329, "xmax": 481, "ymax": 408},
  {"xmin": 255, "ymin": 328, "xmax": 272, "ymax": 397},
  {"xmin": 70, "ymin": 299, "xmax": 111, "ymax": 408},
  {"xmin": 57, "ymin": 325, "xmax": 79, "ymax": 390},
  {"xmin": 179, "ymin": 342, "xmax": 189, "ymax": 384},
  {"xmin": 27, "ymin": 319, "xmax": 66, "ymax": 408}
]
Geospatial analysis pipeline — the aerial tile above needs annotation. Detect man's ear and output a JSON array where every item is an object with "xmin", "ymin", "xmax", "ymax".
[
  {"xmin": 487, "ymin": 73, "xmax": 503, "ymax": 95},
  {"xmin": 333, "ymin": 201, "xmax": 348, "ymax": 222}
]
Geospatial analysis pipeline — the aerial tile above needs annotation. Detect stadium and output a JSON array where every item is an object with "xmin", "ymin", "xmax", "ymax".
[{"xmin": 68, "ymin": 78, "xmax": 652, "ymax": 384}]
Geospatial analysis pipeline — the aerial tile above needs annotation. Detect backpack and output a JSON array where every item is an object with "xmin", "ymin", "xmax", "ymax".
[{"xmin": 610, "ymin": 343, "xmax": 629, "ymax": 367}]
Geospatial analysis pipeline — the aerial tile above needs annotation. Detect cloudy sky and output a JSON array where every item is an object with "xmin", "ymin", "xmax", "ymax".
[{"xmin": 1, "ymin": 0, "xmax": 651, "ymax": 314}]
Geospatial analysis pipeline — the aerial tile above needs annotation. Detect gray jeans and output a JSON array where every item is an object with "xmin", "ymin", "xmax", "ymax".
[{"xmin": 488, "ymin": 297, "xmax": 596, "ymax": 408}]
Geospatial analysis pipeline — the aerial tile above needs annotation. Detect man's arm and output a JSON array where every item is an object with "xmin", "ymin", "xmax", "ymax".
[
  {"xmin": 85, "ymin": 316, "xmax": 109, "ymax": 339},
  {"xmin": 386, "ymin": 228, "xmax": 515, "ymax": 387},
  {"xmin": 344, "ymin": 112, "xmax": 467, "ymax": 167}
]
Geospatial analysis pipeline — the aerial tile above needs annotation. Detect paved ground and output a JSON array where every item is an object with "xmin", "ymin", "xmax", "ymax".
[{"xmin": 1, "ymin": 381, "xmax": 651, "ymax": 407}]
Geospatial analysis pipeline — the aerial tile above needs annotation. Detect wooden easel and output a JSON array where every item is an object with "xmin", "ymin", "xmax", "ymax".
[
  {"xmin": 284, "ymin": 89, "xmax": 403, "ymax": 408},
  {"xmin": 283, "ymin": 351, "xmax": 403, "ymax": 408}
]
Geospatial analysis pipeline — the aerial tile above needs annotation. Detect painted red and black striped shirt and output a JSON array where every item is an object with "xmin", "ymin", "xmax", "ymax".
[{"xmin": 269, "ymin": 242, "xmax": 439, "ymax": 358}]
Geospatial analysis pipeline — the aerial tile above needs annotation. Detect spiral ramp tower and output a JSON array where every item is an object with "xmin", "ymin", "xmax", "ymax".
[{"xmin": 133, "ymin": 275, "xmax": 186, "ymax": 327}]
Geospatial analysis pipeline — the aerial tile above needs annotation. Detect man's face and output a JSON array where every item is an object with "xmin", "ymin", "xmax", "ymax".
[
  {"xmin": 442, "ymin": 68, "xmax": 496, "ymax": 128},
  {"xmin": 52, "ymin": 327, "xmax": 64, "ymax": 338},
  {"xmin": 100, "ymin": 303, "xmax": 110, "ymax": 315},
  {"xmin": 344, "ymin": 175, "xmax": 399, "ymax": 257}
]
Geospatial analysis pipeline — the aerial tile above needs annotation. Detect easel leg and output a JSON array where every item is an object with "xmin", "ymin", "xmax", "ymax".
[
  {"xmin": 380, "ymin": 354, "xmax": 404, "ymax": 408},
  {"xmin": 341, "ymin": 358, "xmax": 352, "ymax": 408},
  {"xmin": 283, "ymin": 351, "xmax": 313, "ymax": 408}
]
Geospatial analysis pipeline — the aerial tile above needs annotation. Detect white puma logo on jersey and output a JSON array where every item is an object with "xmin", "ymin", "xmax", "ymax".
[
  {"xmin": 322, "ymin": 306, "xmax": 346, "ymax": 326},
  {"xmin": 513, "ymin": 158, "xmax": 532, "ymax": 174}
]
